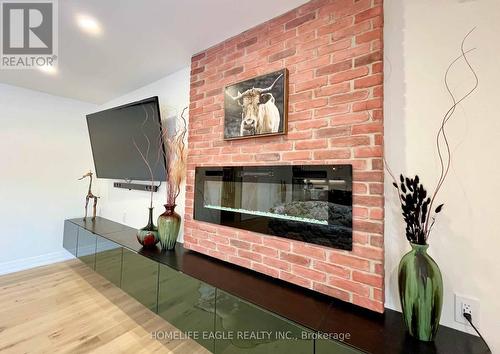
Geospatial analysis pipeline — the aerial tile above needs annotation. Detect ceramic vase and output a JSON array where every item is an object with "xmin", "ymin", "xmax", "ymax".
[
  {"xmin": 136, "ymin": 207, "xmax": 159, "ymax": 248},
  {"xmin": 157, "ymin": 204, "xmax": 181, "ymax": 251},
  {"xmin": 398, "ymin": 243, "xmax": 443, "ymax": 341}
]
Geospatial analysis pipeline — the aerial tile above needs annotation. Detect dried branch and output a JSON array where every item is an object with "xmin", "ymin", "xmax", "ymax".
[
  {"xmin": 133, "ymin": 105, "xmax": 157, "ymax": 208},
  {"xmin": 424, "ymin": 28, "xmax": 479, "ymax": 236},
  {"xmin": 385, "ymin": 28, "xmax": 479, "ymax": 244},
  {"xmin": 159, "ymin": 107, "xmax": 188, "ymax": 206}
]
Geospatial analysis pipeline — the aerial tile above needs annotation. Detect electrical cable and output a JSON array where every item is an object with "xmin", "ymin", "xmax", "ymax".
[{"xmin": 463, "ymin": 312, "xmax": 491, "ymax": 353}]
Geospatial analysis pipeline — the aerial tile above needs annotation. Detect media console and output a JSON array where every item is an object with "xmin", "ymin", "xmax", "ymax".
[{"xmin": 63, "ymin": 217, "xmax": 489, "ymax": 354}]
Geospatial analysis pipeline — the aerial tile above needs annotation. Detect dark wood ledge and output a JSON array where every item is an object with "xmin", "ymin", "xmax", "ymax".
[{"xmin": 69, "ymin": 217, "xmax": 489, "ymax": 354}]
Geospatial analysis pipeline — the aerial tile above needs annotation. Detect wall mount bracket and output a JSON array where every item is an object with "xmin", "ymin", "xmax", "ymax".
[{"xmin": 113, "ymin": 182, "xmax": 159, "ymax": 192}]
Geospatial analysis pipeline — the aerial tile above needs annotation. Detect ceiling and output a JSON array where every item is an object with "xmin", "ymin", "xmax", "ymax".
[{"xmin": 0, "ymin": 0, "xmax": 308, "ymax": 104}]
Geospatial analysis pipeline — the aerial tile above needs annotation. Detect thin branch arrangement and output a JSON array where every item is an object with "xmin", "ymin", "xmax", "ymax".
[
  {"xmin": 387, "ymin": 28, "xmax": 479, "ymax": 245},
  {"xmin": 133, "ymin": 105, "xmax": 157, "ymax": 209},
  {"xmin": 160, "ymin": 107, "xmax": 188, "ymax": 206}
]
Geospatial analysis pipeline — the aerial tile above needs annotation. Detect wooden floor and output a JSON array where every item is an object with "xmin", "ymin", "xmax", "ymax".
[{"xmin": 0, "ymin": 259, "xmax": 211, "ymax": 354}]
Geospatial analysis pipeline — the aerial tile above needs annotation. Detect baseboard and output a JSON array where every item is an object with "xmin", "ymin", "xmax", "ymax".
[{"xmin": 0, "ymin": 249, "xmax": 75, "ymax": 276}]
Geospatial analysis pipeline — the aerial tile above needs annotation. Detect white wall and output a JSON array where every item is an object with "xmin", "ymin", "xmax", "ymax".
[
  {"xmin": 0, "ymin": 84, "xmax": 96, "ymax": 270},
  {"xmin": 384, "ymin": 0, "xmax": 500, "ymax": 351},
  {"xmin": 93, "ymin": 68, "xmax": 190, "ymax": 240}
]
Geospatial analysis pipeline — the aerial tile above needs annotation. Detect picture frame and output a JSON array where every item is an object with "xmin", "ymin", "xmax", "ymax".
[{"xmin": 223, "ymin": 68, "xmax": 288, "ymax": 140}]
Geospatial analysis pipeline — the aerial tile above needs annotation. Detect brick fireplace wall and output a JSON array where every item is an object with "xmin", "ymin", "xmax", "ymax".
[{"xmin": 184, "ymin": 0, "xmax": 384, "ymax": 312}]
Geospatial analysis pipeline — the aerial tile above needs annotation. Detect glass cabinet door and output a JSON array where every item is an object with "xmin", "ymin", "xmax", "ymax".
[
  {"xmin": 95, "ymin": 236, "xmax": 122, "ymax": 287},
  {"xmin": 214, "ymin": 290, "xmax": 314, "ymax": 354},
  {"xmin": 315, "ymin": 338, "xmax": 363, "ymax": 354},
  {"xmin": 63, "ymin": 220, "xmax": 79, "ymax": 257},
  {"xmin": 77, "ymin": 229, "xmax": 96, "ymax": 270},
  {"xmin": 158, "ymin": 264, "xmax": 216, "ymax": 352},
  {"xmin": 121, "ymin": 249, "xmax": 159, "ymax": 312}
]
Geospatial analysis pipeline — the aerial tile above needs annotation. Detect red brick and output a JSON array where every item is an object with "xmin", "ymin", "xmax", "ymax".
[
  {"xmin": 292, "ymin": 265, "xmax": 326, "ymax": 282},
  {"xmin": 263, "ymin": 237, "xmax": 291, "ymax": 251},
  {"xmin": 353, "ymin": 195, "xmax": 383, "ymax": 208},
  {"xmin": 317, "ymin": 17, "xmax": 353, "ymax": 36},
  {"xmin": 328, "ymin": 277, "xmax": 370, "ymax": 297},
  {"xmin": 263, "ymin": 256, "xmax": 291, "ymax": 271},
  {"xmin": 330, "ymin": 112, "xmax": 370, "ymax": 125},
  {"xmin": 316, "ymin": 60, "xmax": 353, "ymax": 76},
  {"xmin": 352, "ymin": 98, "xmax": 382, "ymax": 111},
  {"xmin": 228, "ymin": 256, "xmax": 252, "ymax": 268},
  {"xmin": 252, "ymin": 263, "xmax": 280, "ymax": 278},
  {"xmin": 313, "ymin": 283, "xmax": 351, "ymax": 302},
  {"xmin": 355, "ymin": 51, "xmax": 382, "ymax": 67},
  {"xmin": 352, "ymin": 122, "xmax": 383, "ymax": 134},
  {"xmin": 315, "ymin": 82, "xmax": 351, "ymax": 97},
  {"xmin": 255, "ymin": 153, "xmax": 281, "ymax": 161},
  {"xmin": 229, "ymin": 239, "xmax": 251, "ymax": 250},
  {"xmin": 269, "ymin": 48, "xmax": 297, "ymax": 62},
  {"xmin": 295, "ymin": 77, "xmax": 328, "ymax": 92},
  {"xmin": 313, "ymin": 261, "xmax": 351, "ymax": 279},
  {"xmin": 352, "ymin": 270, "xmax": 383, "ymax": 287},
  {"xmin": 280, "ymin": 272, "xmax": 312, "ymax": 288},
  {"xmin": 315, "ymin": 126, "xmax": 351, "ymax": 139},
  {"xmin": 355, "ymin": 6, "xmax": 383, "ymax": 23},
  {"xmin": 314, "ymin": 149, "xmax": 351, "ymax": 160},
  {"xmin": 252, "ymin": 244, "xmax": 279, "ymax": 257},
  {"xmin": 238, "ymin": 232, "xmax": 263, "ymax": 244},
  {"xmin": 369, "ymin": 184, "xmax": 384, "ymax": 195},
  {"xmin": 285, "ymin": 12, "xmax": 316, "ymax": 30},
  {"xmin": 354, "ymin": 146, "xmax": 383, "ymax": 158},
  {"xmin": 236, "ymin": 37, "xmax": 258, "ymax": 50},
  {"xmin": 372, "ymin": 158, "xmax": 383, "ymax": 171},
  {"xmin": 318, "ymin": 38, "xmax": 352, "ymax": 56},
  {"xmin": 354, "ymin": 74, "xmax": 383, "ymax": 89},
  {"xmin": 280, "ymin": 252, "xmax": 311, "ymax": 266},
  {"xmin": 356, "ymin": 29, "xmax": 383, "ymax": 44},
  {"xmin": 328, "ymin": 253, "xmax": 371, "ymax": 271},
  {"xmin": 330, "ymin": 67, "xmax": 369, "ymax": 84},
  {"xmin": 292, "ymin": 243, "xmax": 326, "ymax": 260},
  {"xmin": 329, "ymin": 91, "xmax": 369, "ymax": 105},
  {"xmin": 238, "ymin": 249, "xmax": 263, "ymax": 262},
  {"xmin": 370, "ymin": 234, "xmax": 383, "ymax": 247},
  {"xmin": 295, "ymin": 139, "xmax": 328, "ymax": 150},
  {"xmin": 282, "ymin": 151, "xmax": 311, "ymax": 161},
  {"xmin": 355, "ymin": 171, "xmax": 383, "ymax": 182},
  {"xmin": 314, "ymin": 105, "xmax": 350, "ymax": 118},
  {"xmin": 352, "ymin": 294, "xmax": 384, "ymax": 312},
  {"xmin": 352, "ymin": 244, "xmax": 384, "ymax": 260},
  {"xmin": 295, "ymin": 98, "xmax": 328, "ymax": 111},
  {"xmin": 330, "ymin": 136, "xmax": 370, "ymax": 147}
]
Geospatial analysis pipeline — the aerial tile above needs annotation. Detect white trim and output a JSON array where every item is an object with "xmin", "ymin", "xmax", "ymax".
[{"xmin": 0, "ymin": 249, "xmax": 75, "ymax": 276}]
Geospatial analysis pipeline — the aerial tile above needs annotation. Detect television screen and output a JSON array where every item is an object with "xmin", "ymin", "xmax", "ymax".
[{"xmin": 86, "ymin": 96, "xmax": 166, "ymax": 181}]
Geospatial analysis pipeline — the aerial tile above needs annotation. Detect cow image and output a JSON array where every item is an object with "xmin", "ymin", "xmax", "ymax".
[{"xmin": 226, "ymin": 73, "xmax": 283, "ymax": 136}]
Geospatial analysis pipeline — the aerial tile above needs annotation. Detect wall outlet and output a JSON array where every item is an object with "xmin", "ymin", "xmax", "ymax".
[{"xmin": 455, "ymin": 294, "xmax": 480, "ymax": 326}]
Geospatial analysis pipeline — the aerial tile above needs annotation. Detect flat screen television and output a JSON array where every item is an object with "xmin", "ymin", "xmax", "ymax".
[{"xmin": 86, "ymin": 96, "xmax": 166, "ymax": 181}]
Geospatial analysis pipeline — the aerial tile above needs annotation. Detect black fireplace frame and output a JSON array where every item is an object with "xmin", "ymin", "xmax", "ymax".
[{"xmin": 194, "ymin": 165, "xmax": 353, "ymax": 250}]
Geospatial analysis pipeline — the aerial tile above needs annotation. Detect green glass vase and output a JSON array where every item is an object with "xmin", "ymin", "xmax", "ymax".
[
  {"xmin": 136, "ymin": 207, "xmax": 159, "ymax": 248},
  {"xmin": 398, "ymin": 243, "xmax": 443, "ymax": 341},
  {"xmin": 157, "ymin": 204, "xmax": 181, "ymax": 251}
]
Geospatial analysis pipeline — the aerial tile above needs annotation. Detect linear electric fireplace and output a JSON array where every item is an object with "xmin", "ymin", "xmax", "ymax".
[{"xmin": 194, "ymin": 165, "xmax": 353, "ymax": 250}]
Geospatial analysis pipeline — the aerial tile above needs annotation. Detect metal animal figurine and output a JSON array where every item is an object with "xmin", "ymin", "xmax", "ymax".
[{"xmin": 79, "ymin": 171, "xmax": 99, "ymax": 220}]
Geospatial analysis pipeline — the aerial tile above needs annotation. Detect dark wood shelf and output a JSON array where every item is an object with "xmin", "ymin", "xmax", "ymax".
[{"xmin": 68, "ymin": 217, "xmax": 489, "ymax": 354}]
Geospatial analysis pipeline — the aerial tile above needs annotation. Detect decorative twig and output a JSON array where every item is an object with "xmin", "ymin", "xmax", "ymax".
[
  {"xmin": 386, "ymin": 28, "xmax": 479, "ymax": 244},
  {"xmin": 133, "ymin": 105, "xmax": 158, "ymax": 209},
  {"xmin": 424, "ymin": 28, "xmax": 479, "ymax": 236}
]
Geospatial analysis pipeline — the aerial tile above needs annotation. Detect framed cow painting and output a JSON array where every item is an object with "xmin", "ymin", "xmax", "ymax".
[{"xmin": 224, "ymin": 69, "xmax": 288, "ymax": 140}]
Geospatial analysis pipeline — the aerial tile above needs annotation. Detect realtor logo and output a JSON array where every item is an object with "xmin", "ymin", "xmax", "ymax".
[{"xmin": 1, "ymin": 0, "xmax": 58, "ymax": 69}]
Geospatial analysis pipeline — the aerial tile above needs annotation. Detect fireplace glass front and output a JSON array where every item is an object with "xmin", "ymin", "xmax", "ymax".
[{"xmin": 194, "ymin": 165, "xmax": 352, "ymax": 250}]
